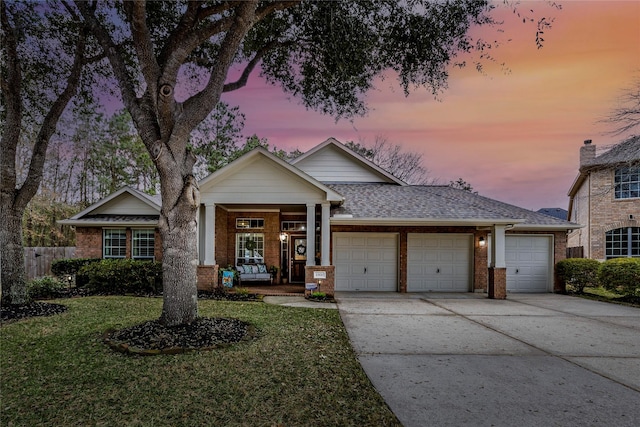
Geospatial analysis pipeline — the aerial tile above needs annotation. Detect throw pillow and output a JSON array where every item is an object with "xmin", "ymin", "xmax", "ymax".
[{"xmin": 258, "ymin": 264, "xmax": 268, "ymax": 273}]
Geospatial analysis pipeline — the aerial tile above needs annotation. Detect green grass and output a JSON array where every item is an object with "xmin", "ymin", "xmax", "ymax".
[
  {"xmin": 1, "ymin": 297, "xmax": 400, "ymax": 427},
  {"xmin": 573, "ymin": 286, "xmax": 640, "ymax": 308}
]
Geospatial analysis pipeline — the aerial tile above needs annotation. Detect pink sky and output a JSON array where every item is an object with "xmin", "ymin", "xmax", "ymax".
[{"xmin": 221, "ymin": 1, "xmax": 640, "ymax": 211}]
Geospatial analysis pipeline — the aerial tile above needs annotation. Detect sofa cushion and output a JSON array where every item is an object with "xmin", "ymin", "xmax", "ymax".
[{"xmin": 257, "ymin": 264, "xmax": 268, "ymax": 273}]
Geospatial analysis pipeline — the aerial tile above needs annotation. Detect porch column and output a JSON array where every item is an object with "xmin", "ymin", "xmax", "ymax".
[
  {"xmin": 306, "ymin": 203, "xmax": 316, "ymax": 266},
  {"xmin": 489, "ymin": 224, "xmax": 507, "ymax": 299},
  {"xmin": 204, "ymin": 203, "xmax": 216, "ymax": 265},
  {"xmin": 321, "ymin": 202, "xmax": 330, "ymax": 266}
]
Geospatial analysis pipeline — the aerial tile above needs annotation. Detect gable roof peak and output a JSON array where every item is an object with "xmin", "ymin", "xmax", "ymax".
[{"xmin": 291, "ymin": 137, "xmax": 406, "ymax": 186}]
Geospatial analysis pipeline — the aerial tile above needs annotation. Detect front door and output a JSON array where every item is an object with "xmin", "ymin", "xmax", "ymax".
[{"xmin": 290, "ymin": 236, "xmax": 307, "ymax": 283}]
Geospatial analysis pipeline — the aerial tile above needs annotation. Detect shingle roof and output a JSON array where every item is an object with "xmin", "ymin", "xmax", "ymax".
[
  {"xmin": 329, "ymin": 184, "xmax": 578, "ymax": 228},
  {"xmin": 58, "ymin": 214, "xmax": 159, "ymax": 226},
  {"xmin": 584, "ymin": 136, "xmax": 640, "ymax": 168},
  {"xmin": 536, "ymin": 208, "xmax": 568, "ymax": 220}
]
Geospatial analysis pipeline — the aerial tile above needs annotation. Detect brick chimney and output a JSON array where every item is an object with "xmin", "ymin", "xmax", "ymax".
[{"xmin": 580, "ymin": 139, "xmax": 596, "ymax": 167}]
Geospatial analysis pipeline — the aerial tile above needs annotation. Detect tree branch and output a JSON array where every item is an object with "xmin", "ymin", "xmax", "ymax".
[
  {"xmin": 223, "ymin": 40, "xmax": 290, "ymax": 93},
  {"xmin": 0, "ymin": 0, "xmax": 23, "ymax": 199},
  {"xmin": 177, "ymin": 1, "xmax": 260, "ymax": 147},
  {"xmin": 15, "ymin": 22, "xmax": 88, "ymax": 211},
  {"xmin": 74, "ymin": 1, "xmax": 159, "ymax": 145},
  {"xmin": 124, "ymin": 1, "xmax": 161, "ymax": 110}
]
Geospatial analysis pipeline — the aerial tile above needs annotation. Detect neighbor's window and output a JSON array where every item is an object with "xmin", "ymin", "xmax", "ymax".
[
  {"xmin": 236, "ymin": 218, "xmax": 264, "ymax": 229},
  {"xmin": 132, "ymin": 229, "xmax": 155, "ymax": 261},
  {"xmin": 605, "ymin": 227, "xmax": 640, "ymax": 259},
  {"xmin": 615, "ymin": 166, "xmax": 640, "ymax": 199},
  {"xmin": 236, "ymin": 233, "xmax": 264, "ymax": 265},
  {"xmin": 103, "ymin": 229, "xmax": 126, "ymax": 258}
]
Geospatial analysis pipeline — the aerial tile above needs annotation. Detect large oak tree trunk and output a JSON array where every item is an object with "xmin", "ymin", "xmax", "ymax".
[
  {"xmin": 158, "ymin": 184, "xmax": 200, "ymax": 326},
  {"xmin": 0, "ymin": 202, "xmax": 28, "ymax": 305}
]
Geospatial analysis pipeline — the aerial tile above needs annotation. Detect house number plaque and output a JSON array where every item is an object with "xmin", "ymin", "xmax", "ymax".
[{"xmin": 313, "ymin": 271, "xmax": 327, "ymax": 279}]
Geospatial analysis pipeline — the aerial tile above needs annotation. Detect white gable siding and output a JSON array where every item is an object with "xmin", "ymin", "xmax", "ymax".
[
  {"xmin": 200, "ymin": 157, "xmax": 326, "ymax": 204},
  {"xmin": 93, "ymin": 194, "xmax": 159, "ymax": 215},
  {"xmin": 295, "ymin": 145, "xmax": 389, "ymax": 183}
]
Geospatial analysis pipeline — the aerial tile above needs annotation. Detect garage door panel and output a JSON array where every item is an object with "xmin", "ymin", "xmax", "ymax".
[
  {"xmin": 407, "ymin": 234, "xmax": 472, "ymax": 292},
  {"xmin": 334, "ymin": 233, "xmax": 397, "ymax": 291},
  {"xmin": 506, "ymin": 235, "xmax": 551, "ymax": 293}
]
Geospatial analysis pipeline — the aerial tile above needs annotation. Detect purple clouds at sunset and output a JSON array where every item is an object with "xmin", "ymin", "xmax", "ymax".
[{"xmin": 221, "ymin": 1, "xmax": 640, "ymax": 211}]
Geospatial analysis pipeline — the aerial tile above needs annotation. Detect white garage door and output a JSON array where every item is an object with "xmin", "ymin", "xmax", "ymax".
[
  {"xmin": 333, "ymin": 233, "xmax": 398, "ymax": 291},
  {"xmin": 407, "ymin": 234, "xmax": 472, "ymax": 292},
  {"xmin": 506, "ymin": 235, "xmax": 551, "ymax": 292}
]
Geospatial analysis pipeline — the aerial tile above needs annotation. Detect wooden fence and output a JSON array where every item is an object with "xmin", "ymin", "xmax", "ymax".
[
  {"xmin": 566, "ymin": 246, "xmax": 584, "ymax": 259},
  {"xmin": 24, "ymin": 247, "xmax": 76, "ymax": 281}
]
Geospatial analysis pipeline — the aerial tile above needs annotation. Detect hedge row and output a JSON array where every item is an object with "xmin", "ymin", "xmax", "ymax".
[
  {"xmin": 79, "ymin": 259, "xmax": 163, "ymax": 295},
  {"xmin": 48, "ymin": 258, "xmax": 163, "ymax": 296},
  {"xmin": 557, "ymin": 258, "xmax": 640, "ymax": 296}
]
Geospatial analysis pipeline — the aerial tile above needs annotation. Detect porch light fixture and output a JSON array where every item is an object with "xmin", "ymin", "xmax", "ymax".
[
  {"xmin": 279, "ymin": 233, "xmax": 287, "ymax": 242},
  {"xmin": 479, "ymin": 236, "xmax": 486, "ymax": 247}
]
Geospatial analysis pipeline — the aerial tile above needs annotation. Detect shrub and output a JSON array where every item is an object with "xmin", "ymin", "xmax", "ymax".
[
  {"xmin": 27, "ymin": 276, "xmax": 67, "ymax": 300},
  {"xmin": 51, "ymin": 258, "xmax": 101, "ymax": 287},
  {"xmin": 598, "ymin": 258, "xmax": 640, "ymax": 296},
  {"xmin": 78, "ymin": 259, "xmax": 162, "ymax": 295},
  {"xmin": 556, "ymin": 258, "xmax": 601, "ymax": 294}
]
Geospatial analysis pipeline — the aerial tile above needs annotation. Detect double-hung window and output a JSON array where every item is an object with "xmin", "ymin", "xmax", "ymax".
[
  {"xmin": 103, "ymin": 229, "xmax": 126, "ymax": 258},
  {"xmin": 132, "ymin": 229, "xmax": 155, "ymax": 261}
]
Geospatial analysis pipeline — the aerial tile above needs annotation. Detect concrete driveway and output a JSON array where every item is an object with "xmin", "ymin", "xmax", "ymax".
[{"xmin": 336, "ymin": 292, "xmax": 640, "ymax": 427}]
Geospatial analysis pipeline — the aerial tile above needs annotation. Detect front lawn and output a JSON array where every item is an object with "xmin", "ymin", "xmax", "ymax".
[{"xmin": 1, "ymin": 297, "xmax": 400, "ymax": 426}]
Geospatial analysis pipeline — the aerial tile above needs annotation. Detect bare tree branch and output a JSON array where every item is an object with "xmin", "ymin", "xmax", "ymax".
[{"xmin": 602, "ymin": 76, "xmax": 640, "ymax": 137}]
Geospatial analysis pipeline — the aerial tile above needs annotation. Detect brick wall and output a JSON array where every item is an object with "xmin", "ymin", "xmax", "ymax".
[
  {"xmin": 304, "ymin": 266, "xmax": 335, "ymax": 295},
  {"xmin": 574, "ymin": 168, "xmax": 640, "ymax": 260},
  {"xmin": 75, "ymin": 226, "xmax": 163, "ymax": 261},
  {"xmin": 197, "ymin": 265, "xmax": 218, "ymax": 291},
  {"xmin": 75, "ymin": 227, "xmax": 103, "ymax": 258}
]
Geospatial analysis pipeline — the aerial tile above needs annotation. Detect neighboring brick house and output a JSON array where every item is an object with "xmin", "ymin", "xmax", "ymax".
[
  {"xmin": 61, "ymin": 138, "xmax": 579, "ymax": 297},
  {"xmin": 567, "ymin": 137, "xmax": 640, "ymax": 260}
]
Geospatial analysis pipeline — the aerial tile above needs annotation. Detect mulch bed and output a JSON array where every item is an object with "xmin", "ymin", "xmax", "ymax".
[
  {"xmin": 104, "ymin": 317, "xmax": 255, "ymax": 355},
  {"xmin": 1, "ymin": 302, "xmax": 68, "ymax": 323}
]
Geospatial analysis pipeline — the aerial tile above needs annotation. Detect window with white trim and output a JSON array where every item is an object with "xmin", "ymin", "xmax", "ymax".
[
  {"xmin": 236, "ymin": 218, "xmax": 264, "ymax": 229},
  {"xmin": 605, "ymin": 227, "xmax": 640, "ymax": 259},
  {"xmin": 103, "ymin": 229, "xmax": 126, "ymax": 258},
  {"xmin": 132, "ymin": 229, "xmax": 155, "ymax": 261},
  {"xmin": 236, "ymin": 233, "xmax": 264, "ymax": 265},
  {"xmin": 615, "ymin": 166, "xmax": 640, "ymax": 199}
]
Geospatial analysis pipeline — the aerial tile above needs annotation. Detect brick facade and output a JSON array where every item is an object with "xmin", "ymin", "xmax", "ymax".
[
  {"xmin": 568, "ymin": 167, "xmax": 640, "ymax": 260},
  {"xmin": 197, "ymin": 265, "xmax": 218, "ymax": 291},
  {"xmin": 74, "ymin": 226, "xmax": 163, "ymax": 261},
  {"xmin": 304, "ymin": 266, "xmax": 335, "ymax": 295}
]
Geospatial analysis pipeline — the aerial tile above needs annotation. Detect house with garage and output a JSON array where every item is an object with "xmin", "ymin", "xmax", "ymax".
[
  {"xmin": 567, "ymin": 137, "xmax": 640, "ymax": 260},
  {"xmin": 61, "ymin": 137, "xmax": 580, "ymax": 298}
]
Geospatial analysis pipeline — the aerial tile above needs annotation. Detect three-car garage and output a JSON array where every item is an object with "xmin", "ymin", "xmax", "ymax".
[{"xmin": 333, "ymin": 232, "xmax": 554, "ymax": 293}]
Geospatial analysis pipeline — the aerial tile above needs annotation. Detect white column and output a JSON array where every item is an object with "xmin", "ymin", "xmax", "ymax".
[
  {"xmin": 321, "ymin": 202, "xmax": 330, "ymax": 266},
  {"xmin": 204, "ymin": 204, "xmax": 216, "ymax": 265},
  {"xmin": 490, "ymin": 225, "xmax": 506, "ymax": 268},
  {"xmin": 306, "ymin": 203, "xmax": 316, "ymax": 267}
]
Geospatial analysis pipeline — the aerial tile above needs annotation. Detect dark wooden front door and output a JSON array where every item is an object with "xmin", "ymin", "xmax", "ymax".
[{"xmin": 290, "ymin": 236, "xmax": 307, "ymax": 283}]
